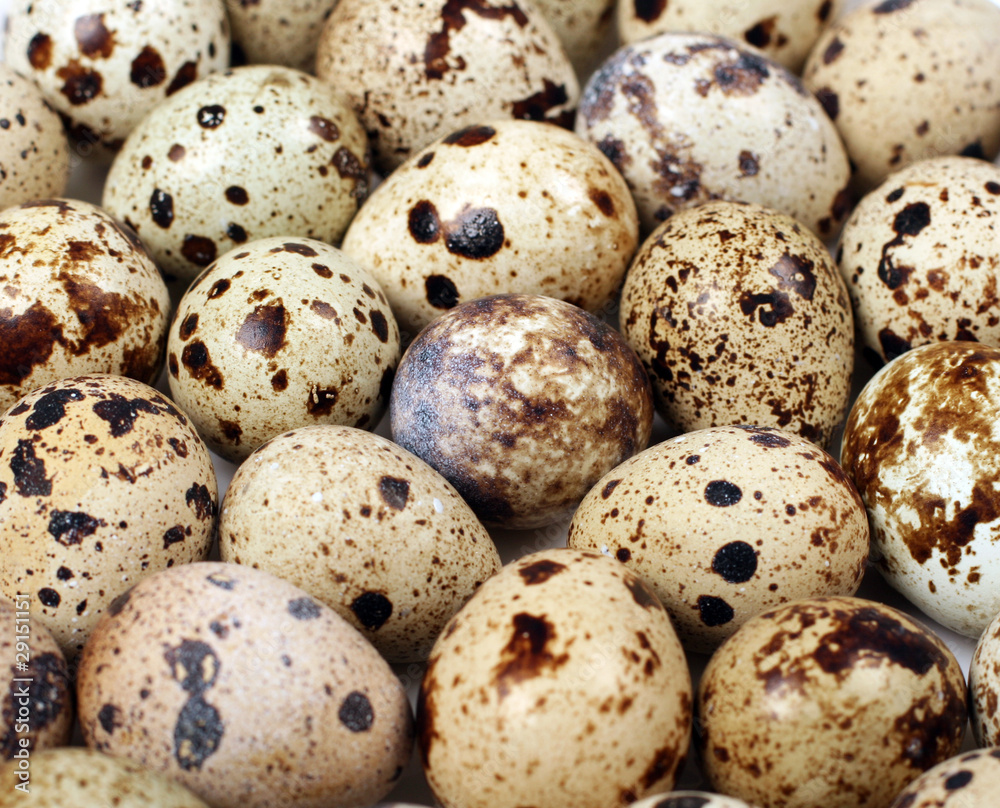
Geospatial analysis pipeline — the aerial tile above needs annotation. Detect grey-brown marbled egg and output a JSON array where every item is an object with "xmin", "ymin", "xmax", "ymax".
[
  {"xmin": 418, "ymin": 548, "xmax": 692, "ymax": 808},
  {"xmin": 889, "ymin": 749, "xmax": 1000, "ymax": 807},
  {"xmin": 315, "ymin": 0, "xmax": 579, "ymax": 174},
  {"xmin": 698, "ymin": 597, "xmax": 967, "ymax": 808},
  {"xmin": 838, "ymin": 156, "xmax": 1000, "ymax": 366},
  {"xmin": 0, "ymin": 374, "xmax": 217, "ymax": 659},
  {"xmin": 219, "ymin": 425, "xmax": 502, "ymax": 662},
  {"xmin": 841, "ymin": 342, "xmax": 1000, "ymax": 638},
  {"xmin": 390, "ymin": 294, "xmax": 654, "ymax": 530},
  {"xmin": 0, "ymin": 198, "xmax": 170, "ymax": 413},
  {"xmin": 620, "ymin": 201, "xmax": 854, "ymax": 448},
  {"xmin": 77, "ymin": 562, "xmax": 413, "ymax": 808},
  {"xmin": 576, "ymin": 32, "xmax": 851, "ymax": 237},
  {"xmin": 166, "ymin": 237, "xmax": 399, "ymax": 463},
  {"xmin": 341, "ymin": 120, "xmax": 638, "ymax": 338},
  {"xmin": 102, "ymin": 65, "xmax": 370, "ymax": 283},
  {"xmin": 227, "ymin": 0, "xmax": 339, "ymax": 71},
  {"xmin": 568, "ymin": 425, "xmax": 868, "ymax": 653},
  {"xmin": 631, "ymin": 793, "xmax": 758, "ymax": 808},
  {"xmin": 803, "ymin": 0, "xmax": 1000, "ymax": 192},
  {"xmin": 972, "ymin": 611, "xmax": 1000, "ymax": 747}
]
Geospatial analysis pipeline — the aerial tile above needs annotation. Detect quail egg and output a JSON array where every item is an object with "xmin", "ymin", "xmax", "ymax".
[
  {"xmin": 888, "ymin": 748, "xmax": 1000, "ymax": 807},
  {"xmin": 969, "ymin": 608, "xmax": 1000, "ymax": 746},
  {"xmin": 226, "ymin": 0, "xmax": 339, "ymax": 72}
]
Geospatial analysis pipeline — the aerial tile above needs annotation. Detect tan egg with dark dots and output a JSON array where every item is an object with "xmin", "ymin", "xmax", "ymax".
[
  {"xmin": 0, "ymin": 599, "xmax": 73, "ymax": 759},
  {"xmin": 0, "ymin": 374, "xmax": 218, "ymax": 659},
  {"xmin": 102, "ymin": 65, "xmax": 370, "ymax": 283},
  {"xmin": 0, "ymin": 198, "xmax": 170, "ymax": 413},
  {"xmin": 227, "ymin": 0, "xmax": 339, "ymax": 72},
  {"xmin": 971, "ymin": 611, "xmax": 1000, "ymax": 747},
  {"xmin": 219, "ymin": 425, "xmax": 502, "ymax": 663},
  {"xmin": 2, "ymin": 0, "xmax": 229, "ymax": 152},
  {"xmin": 315, "ymin": 0, "xmax": 579, "ymax": 174},
  {"xmin": 620, "ymin": 201, "xmax": 854, "ymax": 448},
  {"xmin": 390, "ymin": 293, "xmax": 654, "ymax": 530},
  {"xmin": 418, "ymin": 548, "xmax": 692, "ymax": 808},
  {"xmin": 530, "ymin": 0, "xmax": 616, "ymax": 76},
  {"xmin": 630, "ymin": 793, "xmax": 760, "ymax": 808},
  {"xmin": 166, "ymin": 237, "xmax": 399, "ymax": 463},
  {"xmin": 841, "ymin": 342, "xmax": 1000, "ymax": 638},
  {"xmin": 888, "ymin": 749, "xmax": 1000, "ymax": 808},
  {"xmin": 0, "ymin": 748, "xmax": 212, "ymax": 807},
  {"xmin": 568, "ymin": 425, "xmax": 869, "ymax": 653},
  {"xmin": 698, "ymin": 597, "xmax": 967, "ymax": 808},
  {"xmin": 0, "ymin": 65, "xmax": 70, "ymax": 210},
  {"xmin": 341, "ymin": 120, "xmax": 638, "ymax": 338},
  {"xmin": 838, "ymin": 156, "xmax": 1000, "ymax": 365},
  {"xmin": 576, "ymin": 32, "xmax": 851, "ymax": 238},
  {"xmin": 76, "ymin": 562, "xmax": 414, "ymax": 808},
  {"xmin": 803, "ymin": 0, "xmax": 1000, "ymax": 192}
]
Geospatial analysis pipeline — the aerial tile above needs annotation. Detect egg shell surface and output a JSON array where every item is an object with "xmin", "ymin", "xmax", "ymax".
[
  {"xmin": 631, "ymin": 792, "xmax": 760, "ymax": 808},
  {"xmin": 226, "ymin": 0, "xmax": 339, "ymax": 72},
  {"xmin": 887, "ymin": 748, "xmax": 1000, "ymax": 807},
  {"xmin": 531, "ymin": 0, "xmax": 616, "ymax": 76},
  {"xmin": 968, "ymin": 609, "xmax": 1000, "ymax": 746}
]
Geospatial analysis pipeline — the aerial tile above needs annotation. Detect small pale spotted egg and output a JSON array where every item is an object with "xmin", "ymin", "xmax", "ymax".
[
  {"xmin": 698, "ymin": 597, "xmax": 967, "ymax": 808},
  {"xmin": 219, "ymin": 425, "xmax": 502, "ymax": 663},
  {"xmin": 630, "ymin": 792, "xmax": 759, "ymax": 808},
  {"xmin": 568, "ymin": 425, "xmax": 869, "ymax": 652},
  {"xmin": 969, "ymin": 609, "xmax": 1000, "ymax": 746},
  {"xmin": 888, "ymin": 749, "xmax": 1000, "ymax": 808},
  {"xmin": 418, "ymin": 548, "xmax": 692, "ymax": 808},
  {"xmin": 226, "ymin": 0, "xmax": 339, "ymax": 72}
]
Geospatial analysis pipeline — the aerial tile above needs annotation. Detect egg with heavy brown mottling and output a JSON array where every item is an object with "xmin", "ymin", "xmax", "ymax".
[
  {"xmin": 102, "ymin": 65, "xmax": 370, "ymax": 283},
  {"xmin": 838, "ymin": 156, "xmax": 1000, "ymax": 366},
  {"xmin": 698, "ymin": 596, "xmax": 967, "ymax": 808},
  {"xmin": 227, "ymin": 0, "xmax": 339, "ymax": 72},
  {"xmin": 0, "ymin": 198, "xmax": 170, "ymax": 413},
  {"xmin": 77, "ymin": 562, "xmax": 413, "ymax": 808},
  {"xmin": 166, "ymin": 237, "xmax": 399, "ymax": 463},
  {"xmin": 620, "ymin": 201, "xmax": 854, "ymax": 448},
  {"xmin": 219, "ymin": 425, "xmax": 501, "ymax": 662},
  {"xmin": 888, "ymin": 749, "xmax": 1000, "ymax": 808},
  {"xmin": 803, "ymin": 0, "xmax": 1000, "ymax": 192},
  {"xmin": 418, "ymin": 548, "xmax": 692, "ymax": 808},
  {"xmin": 315, "ymin": 0, "xmax": 579, "ymax": 174},
  {"xmin": 390, "ymin": 293, "xmax": 654, "ymax": 530},
  {"xmin": 576, "ymin": 32, "xmax": 851, "ymax": 237},
  {"xmin": 631, "ymin": 793, "xmax": 759, "ymax": 808},
  {"xmin": 568, "ymin": 425, "xmax": 869, "ymax": 652},
  {"xmin": 341, "ymin": 120, "xmax": 638, "ymax": 338},
  {"xmin": 841, "ymin": 342, "xmax": 1000, "ymax": 638},
  {"xmin": 0, "ymin": 374, "xmax": 217, "ymax": 659}
]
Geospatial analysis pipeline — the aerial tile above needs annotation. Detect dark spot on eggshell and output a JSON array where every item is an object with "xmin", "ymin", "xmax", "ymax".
[
  {"xmin": 92, "ymin": 394, "xmax": 161, "ymax": 437},
  {"xmin": 271, "ymin": 369, "xmax": 288, "ymax": 391},
  {"xmin": 168, "ymin": 144, "xmax": 186, "ymax": 162},
  {"xmin": 24, "ymin": 389, "xmax": 85, "ymax": 431},
  {"xmin": 589, "ymin": 188, "xmax": 615, "ymax": 216},
  {"xmin": 169, "ymin": 438, "xmax": 189, "ymax": 458},
  {"xmin": 288, "ymin": 597, "xmax": 321, "ymax": 620},
  {"xmin": 11, "ymin": 439, "xmax": 52, "ymax": 497},
  {"xmin": 378, "ymin": 476, "xmax": 410, "ymax": 510},
  {"xmin": 492, "ymin": 612, "xmax": 568, "ymax": 699},
  {"xmin": 654, "ymin": 798, "xmax": 709, "ymax": 808},
  {"xmin": 57, "ymin": 61, "xmax": 103, "ymax": 106},
  {"xmin": 443, "ymin": 124, "xmax": 496, "ymax": 147},
  {"xmin": 312, "ymin": 264, "xmax": 333, "ymax": 279},
  {"xmin": 179, "ymin": 313, "xmax": 198, "ymax": 341},
  {"xmin": 705, "ymin": 480, "xmax": 742, "ymax": 507},
  {"xmin": 97, "ymin": 703, "xmax": 121, "ymax": 734},
  {"xmin": 165, "ymin": 640, "xmax": 224, "ymax": 772},
  {"xmin": 197, "ymin": 105, "xmax": 225, "ymax": 129},
  {"xmin": 444, "ymin": 207, "xmax": 504, "ymax": 259},
  {"xmin": 306, "ymin": 387, "xmax": 339, "ymax": 416},
  {"xmin": 745, "ymin": 429, "xmax": 791, "ymax": 449},
  {"xmin": 149, "ymin": 188, "xmax": 174, "ymax": 228},
  {"xmin": 739, "ymin": 150, "xmax": 759, "ymax": 177},
  {"xmin": 208, "ymin": 279, "xmax": 231, "ymax": 299},
  {"xmin": 181, "ymin": 341, "xmax": 224, "ymax": 389},
  {"xmin": 338, "ymin": 691, "xmax": 374, "ymax": 732},
  {"xmin": 633, "ymin": 0, "xmax": 666, "ymax": 22},
  {"xmin": 417, "ymin": 152, "xmax": 435, "ymax": 168},
  {"xmin": 186, "ymin": 483, "xmax": 215, "ymax": 521},
  {"xmin": 235, "ymin": 304, "xmax": 287, "ymax": 358},
  {"xmin": 309, "ymin": 115, "xmax": 340, "ymax": 142},
  {"xmin": 425, "ymin": 275, "xmax": 460, "ymax": 310},
  {"xmin": 218, "ymin": 419, "xmax": 242, "ymax": 445},
  {"xmin": 410, "ymin": 200, "xmax": 441, "ymax": 244},
  {"xmin": 616, "ymin": 547, "xmax": 632, "ymax": 562},
  {"xmin": 369, "ymin": 310, "xmax": 390, "ymax": 343},
  {"xmin": 596, "ymin": 135, "xmax": 630, "ymax": 171},
  {"xmin": 38, "ymin": 588, "xmax": 60, "ymax": 608},
  {"xmin": 815, "ymin": 87, "xmax": 839, "ymax": 121},
  {"xmin": 985, "ymin": 182, "xmax": 1000, "ymax": 196},
  {"xmin": 874, "ymin": 0, "xmax": 915, "ymax": 11},
  {"xmin": 625, "ymin": 573, "xmax": 661, "ymax": 610},
  {"xmin": 163, "ymin": 525, "xmax": 188, "ymax": 548},
  {"xmin": 510, "ymin": 79, "xmax": 571, "ymax": 123},
  {"xmin": 74, "ymin": 14, "xmax": 114, "ymax": 58},
  {"xmin": 48, "ymin": 510, "xmax": 104, "ymax": 546},
  {"xmin": 710, "ymin": 51, "xmax": 770, "ymax": 97},
  {"xmin": 518, "ymin": 558, "xmax": 567, "ymax": 585},
  {"xmin": 166, "ymin": 61, "xmax": 198, "ymax": 95},
  {"xmin": 225, "ymin": 186, "xmax": 249, "ymax": 206},
  {"xmin": 205, "ymin": 573, "xmax": 235, "ymax": 590},
  {"xmin": 27, "ymin": 33, "xmax": 53, "ymax": 70},
  {"xmin": 181, "ymin": 235, "xmax": 217, "ymax": 267},
  {"xmin": 107, "ymin": 588, "xmax": 132, "ymax": 616},
  {"xmin": 350, "ymin": 592, "xmax": 393, "ymax": 630},
  {"xmin": 770, "ymin": 253, "xmax": 817, "ymax": 301},
  {"xmin": 712, "ymin": 541, "xmax": 758, "ymax": 583},
  {"xmin": 945, "ymin": 771, "xmax": 974, "ymax": 790},
  {"xmin": 602, "ymin": 479, "xmax": 622, "ymax": 499},
  {"xmin": 698, "ymin": 595, "xmax": 734, "ymax": 626},
  {"xmin": 823, "ymin": 37, "xmax": 845, "ymax": 65},
  {"xmin": 877, "ymin": 203, "xmax": 931, "ymax": 292},
  {"xmin": 332, "ymin": 147, "xmax": 368, "ymax": 197},
  {"xmin": 424, "ymin": 0, "xmax": 528, "ymax": 81},
  {"xmin": 130, "ymin": 45, "xmax": 165, "ymax": 87}
]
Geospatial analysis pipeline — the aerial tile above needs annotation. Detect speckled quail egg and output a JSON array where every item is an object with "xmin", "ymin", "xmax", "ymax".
[
  {"xmin": 631, "ymin": 793, "xmax": 759, "ymax": 808},
  {"xmin": 0, "ymin": 599, "xmax": 73, "ymax": 759},
  {"xmin": 620, "ymin": 201, "xmax": 854, "ymax": 448},
  {"xmin": 0, "ymin": 747, "xmax": 212, "ymax": 807},
  {"xmin": 315, "ymin": 0, "xmax": 579, "ymax": 174},
  {"xmin": 888, "ymin": 749, "xmax": 1000, "ymax": 807},
  {"xmin": 841, "ymin": 341, "xmax": 1000, "ymax": 638},
  {"xmin": 531, "ymin": 0, "xmax": 616, "ymax": 76},
  {"xmin": 418, "ymin": 548, "xmax": 692, "ymax": 808},
  {"xmin": 227, "ymin": 0, "xmax": 339, "ymax": 72},
  {"xmin": 568, "ymin": 425, "xmax": 869, "ymax": 653},
  {"xmin": 969, "ymin": 607, "xmax": 1000, "ymax": 745},
  {"xmin": 698, "ymin": 596, "xmax": 967, "ymax": 808},
  {"xmin": 341, "ymin": 120, "xmax": 638, "ymax": 338},
  {"xmin": 102, "ymin": 66, "xmax": 370, "ymax": 283},
  {"xmin": 390, "ymin": 293, "xmax": 654, "ymax": 530},
  {"xmin": 219, "ymin": 425, "xmax": 502, "ymax": 662},
  {"xmin": 77, "ymin": 562, "xmax": 414, "ymax": 808},
  {"xmin": 0, "ymin": 65, "xmax": 70, "ymax": 210},
  {"xmin": 166, "ymin": 237, "xmax": 399, "ymax": 463},
  {"xmin": 3, "ymin": 0, "xmax": 229, "ymax": 152},
  {"xmin": 0, "ymin": 198, "xmax": 170, "ymax": 413},
  {"xmin": 838, "ymin": 156, "xmax": 1000, "ymax": 365},
  {"xmin": 618, "ymin": 0, "xmax": 841, "ymax": 73},
  {"xmin": 576, "ymin": 32, "xmax": 851, "ymax": 237},
  {"xmin": 803, "ymin": 0, "xmax": 1000, "ymax": 192},
  {"xmin": 0, "ymin": 374, "xmax": 218, "ymax": 659}
]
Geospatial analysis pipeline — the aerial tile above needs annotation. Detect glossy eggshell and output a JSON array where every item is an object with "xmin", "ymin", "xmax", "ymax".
[
  {"xmin": 619, "ymin": 201, "xmax": 854, "ymax": 448},
  {"xmin": 0, "ymin": 198, "xmax": 170, "ymax": 413},
  {"xmin": 631, "ymin": 793, "xmax": 759, "ymax": 808},
  {"xmin": 417, "ymin": 548, "xmax": 693, "ymax": 808},
  {"xmin": 2, "ymin": 0, "xmax": 229, "ymax": 151},
  {"xmin": 219, "ymin": 425, "xmax": 502, "ymax": 662},
  {"xmin": 841, "ymin": 342, "xmax": 1000, "ymax": 638},
  {"xmin": 341, "ymin": 120, "xmax": 639, "ymax": 338},
  {"xmin": 166, "ymin": 237, "xmax": 400, "ymax": 463},
  {"xmin": 576, "ymin": 32, "xmax": 851, "ymax": 238},
  {"xmin": 568, "ymin": 425, "xmax": 869, "ymax": 653},
  {"xmin": 0, "ymin": 375, "xmax": 217, "ymax": 659},
  {"xmin": 315, "ymin": 0, "xmax": 579, "ymax": 174},
  {"xmin": 888, "ymin": 749, "xmax": 1000, "ymax": 807},
  {"xmin": 227, "ymin": 0, "xmax": 339, "ymax": 72},
  {"xmin": 390, "ymin": 293, "xmax": 654, "ymax": 530},
  {"xmin": 102, "ymin": 65, "xmax": 370, "ymax": 282},
  {"xmin": 803, "ymin": 0, "xmax": 1000, "ymax": 191},
  {"xmin": 698, "ymin": 597, "xmax": 967, "ymax": 808},
  {"xmin": 968, "ymin": 607, "xmax": 1000, "ymax": 745},
  {"xmin": 838, "ymin": 156, "xmax": 1000, "ymax": 365},
  {"xmin": 76, "ymin": 562, "xmax": 414, "ymax": 808}
]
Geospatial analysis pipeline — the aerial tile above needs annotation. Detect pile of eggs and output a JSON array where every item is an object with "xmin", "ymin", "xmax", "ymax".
[{"xmin": 2, "ymin": 0, "xmax": 1000, "ymax": 806}]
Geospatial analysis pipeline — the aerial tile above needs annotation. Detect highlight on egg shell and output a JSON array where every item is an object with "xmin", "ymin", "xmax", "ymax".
[
  {"xmin": 887, "ymin": 747, "xmax": 1000, "ymax": 808},
  {"xmin": 630, "ymin": 791, "xmax": 760, "ymax": 808}
]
